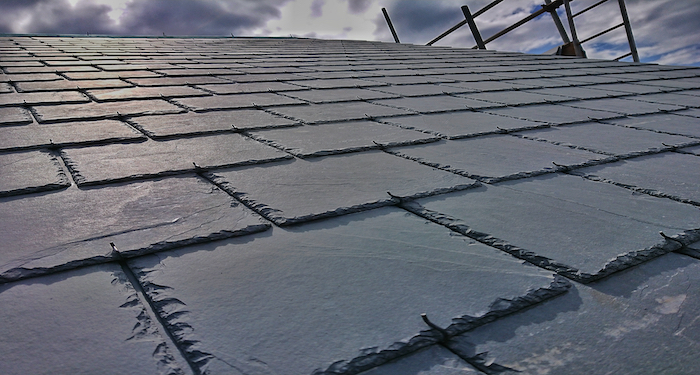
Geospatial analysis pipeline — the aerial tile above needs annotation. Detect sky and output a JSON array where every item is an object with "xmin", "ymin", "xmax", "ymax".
[{"xmin": 0, "ymin": 0, "xmax": 698, "ymax": 66}]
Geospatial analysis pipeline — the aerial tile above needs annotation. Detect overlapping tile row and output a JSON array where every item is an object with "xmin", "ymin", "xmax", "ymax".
[{"xmin": 2, "ymin": 35, "xmax": 700, "ymax": 375}]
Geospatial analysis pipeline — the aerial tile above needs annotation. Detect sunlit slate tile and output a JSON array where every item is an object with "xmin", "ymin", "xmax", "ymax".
[
  {"xmin": 196, "ymin": 81, "xmax": 303, "ymax": 94},
  {"xmin": 4, "ymin": 73, "xmax": 62, "ymax": 82},
  {"xmin": 209, "ymin": 151, "xmax": 476, "ymax": 225},
  {"xmin": 131, "ymin": 110, "xmax": 297, "ymax": 138},
  {"xmin": 602, "ymin": 113, "xmax": 700, "ymax": 138},
  {"xmin": 249, "ymin": 120, "xmax": 438, "ymax": 157},
  {"xmin": 413, "ymin": 173, "xmax": 700, "ymax": 281},
  {"xmin": 286, "ymin": 78, "xmax": 386, "ymax": 89},
  {"xmin": 34, "ymin": 99, "xmax": 184, "ymax": 123},
  {"xmin": 15, "ymin": 79, "xmax": 132, "ymax": 92},
  {"xmin": 0, "ymin": 82, "xmax": 13, "ymax": 93},
  {"xmin": 373, "ymin": 95, "xmax": 502, "ymax": 113},
  {"xmin": 173, "ymin": 93, "xmax": 305, "ymax": 111},
  {"xmin": 357, "ymin": 346, "xmax": 479, "ymax": 375},
  {"xmin": 62, "ymin": 134, "xmax": 291, "ymax": 185},
  {"xmin": 451, "ymin": 253, "xmax": 700, "ymax": 375},
  {"xmin": 224, "ymin": 73, "xmax": 309, "ymax": 82},
  {"xmin": 485, "ymin": 103, "xmax": 622, "ymax": 124},
  {"xmin": 0, "ymin": 120, "xmax": 145, "ymax": 151},
  {"xmin": 125, "ymin": 76, "xmax": 230, "ymax": 86},
  {"xmin": 0, "ymin": 264, "xmax": 187, "ymax": 375},
  {"xmin": 0, "ymin": 176, "xmax": 269, "ymax": 281},
  {"xmin": 128, "ymin": 207, "xmax": 565, "ymax": 374},
  {"xmin": 562, "ymin": 97, "xmax": 685, "ymax": 116},
  {"xmin": 87, "ymin": 86, "xmax": 208, "ymax": 101},
  {"xmin": 390, "ymin": 136, "xmax": 603, "ymax": 182},
  {"xmin": 0, "ymin": 151, "xmax": 69, "ymax": 197},
  {"xmin": 0, "ymin": 91, "xmax": 89, "ymax": 107},
  {"xmin": 284, "ymin": 87, "xmax": 399, "ymax": 103},
  {"xmin": 363, "ymin": 75, "xmax": 455, "ymax": 85},
  {"xmin": 383, "ymin": 111, "xmax": 545, "ymax": 139},
  {"xmin": 575, "ymin": 152, "xmax": 700, "ymax": 204},
  {"xmin": 63, "ymin": 71, "xmax": 161, "ymax": 80},
  {"xmin": 0, "ymin": 107, "xmax": 33, "ymax": 125},
  {"xmin": 516, "ymin": 122, "xmax": 697, "ymax": 156},
  {"xmin": 270, "ymin": 101, "xmax": 412, "ymax": 123}
]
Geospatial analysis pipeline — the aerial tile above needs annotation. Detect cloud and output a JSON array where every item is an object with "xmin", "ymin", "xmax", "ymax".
[
  {"xmin": 310, "ymin": 0, "xmax": 325, "ymax": 17},
  {"xmin": 347, "ymin": 0, "xmax": 372, "ymax": 14},
  {"xmin": 0, "ymin": 0, "xmax": 117, "ymax": 34}
]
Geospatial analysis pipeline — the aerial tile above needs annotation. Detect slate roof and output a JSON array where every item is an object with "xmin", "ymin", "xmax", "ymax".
[{"xmin": 1, "ymin": 36, "xmax": 700, "ymax": 375}]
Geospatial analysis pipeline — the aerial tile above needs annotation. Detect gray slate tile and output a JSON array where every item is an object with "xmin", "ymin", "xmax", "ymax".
[
  {"xmin": 411, "ymin": 173, "xmax": 700, "ymax": 281},
  {"xmin": 15, "ymin": 78, "xmax": 133, "ymax": 92},
  {"xmin": 357, "ymin": 346, "xmax": 478, "ymax": 375},
  {"xmin": 516, "ymin": 122, "xmax": 697, "ymax": 156},
  {"xmin": 485, "ymin": 103, "xmax": 622, "ymax": 124},
  {"xmin": 173, "ymin": 93, "xmax": 306, "ymax": 111},
  {"xmin": 0, "ymin": 151, "xmax": 69, "ymax": 196},
  {"xmin": 62, "ymin": 134, "xmax": 291, "ymax": 185},
  {"xmin": 33, "ymin": 99, "xmax": 185, "ymax": 123},
  {"xmin": 284, "ymin": 87, "xmax": 400, "ymax": 103},
  {"xmin": 0, "ymin": 91, "xmax": 89, "ymax": 106},
  {"xmin": 131, "ymin": 110, "xmax": 297, "ymax": 138},
  {"xmin": 0, "ymin": 264, "xmax": 187, "ymax": 375},
  {"xmin": 632, "ymin": 92, "xmax": 700, "ymax": 108},
  {"xmin": 524, "ymin": 86, "xmax": 622, "ymax": 100},
  {"xmin": 602, "ymin": 113, "xmax": 700, "ymax": 138},
  {"xmin": 459, "ymin": 90, "xmax": 568, "ymax": 106},
  {"xmin": 575, "ymin": 152, "xmax": 700, "ymax": 205},
  {"xmin": 0, "ymin": 107, "xmax": 33, "ymax": 125},
  {"xmin": 129, "ymin": 207, "xmax": 566, "ymax": 375},
  {"xmin": 0, "ymin": 176, "xmax": 269, "ymax": 281},
  {"xmin": 383, "ymin": 111, "xmax": 546, "ymax": 139},
  {"xmin": 88, "ymin": 86, "xmax": 208, "ymax": 101},
  {"xmin": 125, "ymin": 76, "xmax": 230, "ymax": 86},
  {"xmin": 368, "ymin": 83, "xmax": 475, "ymax": 97},
  {"xmin": 372, "ymin": 95, "xmax": 502, "ymax": 113},
  {"xmin": 390, "ymin": 136, "xmax": 604, "ymax": 182},
  {"xmin": 196, "ymin": 81, "xmax": 304, "ymax": 94},
  {"xmin": 562, "ymin": 97, "xmax": 685, "ymax": 116},
  {"xmin": 249, "ymin": 120, "xmax": 438, "ymax": 157},
  {"xmin": 270, "ymin": 101, "xmax": 413, "ymax": 124},
  {"xmin": 584, "ymin": 82, "xmax": 669, "ymax": 94},
  {"xmin": 208, "ymin": 151, "xmax": 477, "ymax": 225},
  {"xmin": 363, "ymin": 75, "xmax": 455, "ymax": 85},
  {"xmin": 450, "ymin": 253, "xmax": 700, "ymax": 375},
  {"xmin": 63, "ymin": 71, "xmax": 161, "ymax": 80},
  {"xmin": 286, "ymin": 78, "xmax": 387, "ymax": 89}
]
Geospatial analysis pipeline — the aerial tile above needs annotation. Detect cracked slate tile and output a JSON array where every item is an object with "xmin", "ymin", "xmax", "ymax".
[
  {"xmin": 61, "ymin": 133, "xmax": 291, "ymax": 185},
  {"xmin": 561, "ymin": 97, "xmax": 685, "ymax": 116},
  {"xmin": 33, "ymin": 99, "xmax": 185, "ymax": 123},
  {"xmin": 270, "ymin": 101, "xmax": 413, "ymax": 124},
  {"xmin": 128, "ymin": 206, "xmax": 566, "ymax": 375},
  {"xmin": 574, "ymin": 152, "xmax": 700, "ymax": 205},
  {"xmin": 130, "ymin": 109, "xmax": 298, "ymax": 138},
  {"xmin": 389, "ymin": 135, "xmax": 605, "ymax": 182},
  {"xmin": 484, "ymin": 103, "xmax": 622, "ymax": 124},
  {"xmin": 208, "ymin": 151, "xmax": 477, "ymax": 225},
  {"xmin": 0, "ymin": 150, "xmax": 70, "ymax": 197},
  {"xmin": 284, "ymin": 87, "xmax": 400, "ymax": 103},
  {"xmin": 0, "ymin": 119, "xmax": 146, "ymax": 151},
  {"xmin": 372, "ymin": 95, "xmax": 503, "ymax": 114},
  {"xmin": 248, "ymin": 120, "xmax": 439, "ymax": 157},
  {"xmin": 0, "ymin": 91, "xmax": 89, "ymax": 106},
  {"xmin": 173, "ymin": 93, "xmax": 306, "ymax": 111},
  {"xmin": 15, "ymin": 79, "xmax": 133, "ymax": 92},
  {"xmin": 357, "ymin": 345, "xmax": 478, "ymax": 375},
  {"xmin": 0, "ymin": 263, "xmax": 187, "ymax": 375},
  {"xmin": 0, "ymin": 107, "xmax": 33, "ymax": 125},
  {"xmin": 0, "ymin": 175, "xmax": 269, "ymax": 282},
  {"xmin": 515, "ymin": 122, "xmax": 697, "ymax": 156},
  {"xmin": 87, "ymin": 86, "xmax": 208, "ymax": 102},
  {"xmin": 382, "ymin": 111, "xmax": 546, "ymax": 139},
  {"xmin": 449, "ymin": 253, "xmax": 700, "ymax": 375},
  {"xmin": 411, "ymin": 173, "xmax": 700, "ymax": 282},
  {"xmin": 602, "ymin": 113, "xmax": 700, "ymax": 138}
]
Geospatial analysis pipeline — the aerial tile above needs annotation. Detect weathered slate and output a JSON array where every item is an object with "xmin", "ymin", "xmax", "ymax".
[{"xmin": 0, "ymin": 151, "xmax": 70, "ymax": 196}]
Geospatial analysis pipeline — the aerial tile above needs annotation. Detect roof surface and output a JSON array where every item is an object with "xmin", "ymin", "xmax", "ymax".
[{"xmin": 1, "ymin": 35, "xmax": 700, "ymax": 375}]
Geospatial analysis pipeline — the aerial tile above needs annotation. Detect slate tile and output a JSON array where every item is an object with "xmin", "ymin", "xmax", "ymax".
[
  {"xmin": 128, "ymin": 207, "xmax": 565, "ymax": 374},
  {"xmin": 209, "ymin": 151, "xmax": 477, "ymax": 225},
  {"xmin": 561, "ymin": 97, "xmax": 685, "ymax": 116},
  {"xmin": 440, "ymin": 80, "xmax": 539, "ymax": 92},
  {"xmin": 125, "ymin": 76, "xmax": 230, "ymax": 86},
  {"xmin": 87, "ymin": 86, "xmax": 208, "ymax": 102},
  {"xmin": 15, "ymin": 79, "xmax": 132, "ymax": 92},
  {"xmin": 131, "ymin": 109, "xmax": 297, "ymax": 138},
  {"xmin": 558, "ymin": 75, "xmax": 627, "ymax": 85},
  {"xmin": 0, "ymin": 151, "xmax": 70, "ymax": 197},
  {"xmin": 0, "ymin": 82, "xmax": 13, "ymax": 93},
  {"xmin": 636, "ymin": 79, "xmax": 700, "ymax": 90},
  {"xmin": 675, "ymin": 108, "xmax": 700, "ymax": 118},
  {"xmin": 602, "ymin": 113, "xmax": 700, "ymax": 138},
  {"xmin": 369, "ymin": 83, "xmax": 475, "ymax": 97},
  {"xmin": 389, "ymin": 136, "xmax": 603, "ymax": 182},
  {"xmin": 372, "ymin": 95, "xmax": 503, "ymax": 114},
  {"xmin": 270, "ymin": 101, "xmax": 413, "ymax": 124},
  {"xmin": 575, "ymin": 152, "xmax": 700, "ymax": 205},
  {"xmin": 0, "ymin": 176, "xmax": 269, "ymax": 281},
  {"xmin": 33, "ymin": 99, "xmax": 185, "ymax": 123},
  {"xmin": 4, "ymin": 73, "xmax": 62, "ymax": 82},
  {"xmin": 249, "ymin": 120, "xmax": 438, "ymax": 157},
  {"xmin": 485, "ymin": 103, "xmax": 622, "ymax": 124},
  {"xmin": 286, "ymin": 78, "xmax": 386, "ymax": 89},
  {"xmin": 524, "ymin": 86, "xmax": 623, "ymax": 100},
  {"xmin": 516, "ymin": 122, "xmax": 697, "ymax": 156},
  {"xmin": 284, "ymin": 87, "xmax": 400, "ymax": 103},
  {"xmin": 62, "ymin": 71, "xmax": 161, "ymax": 80},
  {"xmin": 0, "ymin": 264, "xmax": 187, "ymax": 375},
  {"xmin": 224, "ymin": 72, "xmax": 309, "ymax": 83},
  {"xmin": 0, "ymin": 107, "xmax": 33, "ymax": 125},
  {"xmin": 459, "ymin": 90, "xmax": 569, "ymax": 106},
  {"xmin": 631, "ymin": 92, "xmax": 700, "ymax": 108},
  {"xmin": 412, "ymin": 173, "xmax": 700, "ymax": 281},
  {"xmin": 196, "ymin": 81, "xmax": 304, "ymax": 94},
  {"xmin": 173, "ymin": 93, "xmax": 305, "ymax": 111},
  {"xmin": 0, "ymin": 119, "xmax": 145, "ymax": 151},
  {"xmin": 0, "ymin": 91, "xmax": 89, "ymax": 106},
  {"xmin": 382, "ymin": 111, "xmax": 545, "ymax": 139},
  {"xmin": 450, "ymin": 253, "xmax": 700, "ymax": 375},
  {"xmin": 584, "ymin": 82, "xmax": 669, "ymax": 94},
  {"xmin": 357, "ymin": 346, "xmax": 478, "ymax": 375},
  {"xmin": 154, "ymin": 68, "xmax": 242, "ymax": 76},
  {"xmin": 62, "ymin": 133, "xmax": 291, "ymax": 185},
  {"xmin": 683, "ymin": 145, "xmax": 700, "ymax": 156},
  {"xmin": 363, "ymin": 75, "xmax": 455, "ymax": 85}
]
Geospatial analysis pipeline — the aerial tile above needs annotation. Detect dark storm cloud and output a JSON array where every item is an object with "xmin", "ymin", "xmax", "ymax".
[
  {"xmin": 347, "ymin": 0, "xmax": 372, "ymax": 14},
  {"xmin": 374, "ymin": 0, "xmax": 471, "ymax": 45},
  {"xmin": 0, "ymin": 0, "xmax": 117, "ymax": 34}
]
